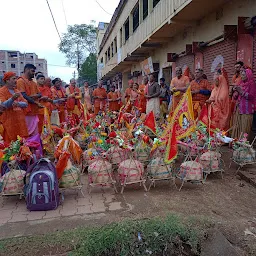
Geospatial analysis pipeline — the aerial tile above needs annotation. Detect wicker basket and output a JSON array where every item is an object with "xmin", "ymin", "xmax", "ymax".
[
  {"xmin": 118, "ymin": 159, "xmax": 144, "ymax": 184},
  {"xmin": 135, "ymin": 142, "xmax": 150, "ymax": 163},
  {"xmin": 178, "ymin": 161, "xmax": 203, "ymax": 181},
  {"xmin": 0, "ymin": 170, "xmax": 26, "ymax": 194},
  {"xmin": 233, "ymin": 147, "xmax": 256, "ymax": 163},
  {"xmin": 59, "ymin": 160, "xmax": 80, "ymax": 188},
  {"xmin": 83, "ymin": 148, "xmax": 99, "ymax": 167},
  {"xmin": 147, "ymin": 157, "xmax": 172, "ymax": 179},
  {"xmin": 200, "ymin": 151, "xmax": 221, "ymax": 170},
  {"xmin": 88, "ymin": 159, "xmax": 113, "ymax": 185},
  {"xmin": 106, "ymin": 146, "xmax": 128, "ymax": 165}
]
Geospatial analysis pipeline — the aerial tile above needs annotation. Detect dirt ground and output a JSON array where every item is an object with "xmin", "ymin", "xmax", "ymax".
[{"xmin": 0, "ymin": 149, "xmax": 256, "ymax": 255}]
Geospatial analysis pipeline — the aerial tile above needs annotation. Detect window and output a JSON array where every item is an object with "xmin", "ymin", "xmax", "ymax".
[
  {"xmin": 143, "ymin": 0, "xmax": 148, "ymax": 20},
  {"xmin": 120, "ymin": 28, "xmax": 123, "ymax": 46},
  {"xmin": 107, "ymin": 47, "xmax": 110, "ymax": 60},
  {"xmin": 38, "ymin": 64, "xmax": 41, "ymax": 67},
  {"xmin": 114, "ymin": 37, "xmax": 117, "ymax": 54},
  {"xmin": 11, "ymin": 64, "xmax": 16, "ymax": 68},
  {"xmin": 1, "ymin": 62, "xmax": 4, "ymax": 64},
  {"xmin": 124, "ymin": 18, "xmax": 129, "ymax": 41},
  {"xmin": 20, "ymin": 62, "xmax": 23, "ymax": 64},
  {"xmin": 153, "ymin": 0, "xmax": 160, "ymax": 8},
  {"xmin": 100, "ymin": 57, "xmax": 103, "ymax": 63},
  {"xmin": 105, "ymin": 52, "xmax": 108, "ymax": 63},
  {"xmin": 111, "ymin": 42, "xmax": 114, "ymax": 57},
  {"xmin": 133, "ymin": 3, "xmax": 139, "ymax": 32}
]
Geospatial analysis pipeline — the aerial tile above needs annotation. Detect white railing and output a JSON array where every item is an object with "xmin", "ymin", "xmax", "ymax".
[{"xmin": 101, "ymin": 0, "xmax": 190, "ymax": 77}]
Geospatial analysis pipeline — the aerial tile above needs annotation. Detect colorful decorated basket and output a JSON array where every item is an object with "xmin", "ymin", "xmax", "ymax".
[
  {"xmin": 118, "ymin": 159, "xmax": 144, "ymax": 184},
  {"xmin": 106, "ymin": 146, "xmax": 128, "ymax": 165},
  {"xmin": 135, "ymin": 142, "xmax": 150, "ymax": 164},
  {"xmin": 233, "ymin": 147, "xmax": 256, "ymax": 163},
  {"xmin": 0, "ymin": 170, "xmax": 26, "ymax": 195},
  {"xmin": 88, "ymin": 159, "xmax": 113, "ymax": 185},
  {"xmin": 59, "ymin": 160, "xmax": 80, "ymax": 188},
  {"xmin": 178, "ymin": 161, "xmax": 203, "ymax": 181},
  {"xmin": 83, "ymin": 148, "xmax": 99, "ymax": 167},
  {"xmin": 147, "ymin": 157, "xmax": 172, "ymax": 179},
  {"xmin": 200, "ymin": 151, "xmax": 221, "ymax": 170}
]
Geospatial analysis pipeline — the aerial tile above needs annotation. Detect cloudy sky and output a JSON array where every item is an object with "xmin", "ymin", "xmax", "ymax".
[{"xmin": 0, "ymin": 0, "xmax": 119, "ymax": 82}]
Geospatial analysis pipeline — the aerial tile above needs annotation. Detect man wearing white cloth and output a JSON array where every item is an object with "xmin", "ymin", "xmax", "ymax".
[{"xmin": 145, "ymin": 74, "xmax": 160, "ymax": 118}]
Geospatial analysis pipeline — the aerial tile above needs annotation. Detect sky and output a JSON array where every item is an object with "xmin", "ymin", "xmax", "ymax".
[{"xmin": 0, "ymin": 0, "xmax": 119, "ymax": 82}]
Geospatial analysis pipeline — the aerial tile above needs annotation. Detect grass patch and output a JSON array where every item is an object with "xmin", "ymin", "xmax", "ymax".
[{"xmin": 0, "ymin": 215, "xmax": 204, "ymax": 256}]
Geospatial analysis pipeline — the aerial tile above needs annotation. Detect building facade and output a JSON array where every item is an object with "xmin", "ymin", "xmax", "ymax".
[
  {"xmin": 97, "ymin": 0, "xmax": 256, "ymax": 91},
  {"xmin": 0, "ymin": 50, "xmax": 48, "ymax": 77}
]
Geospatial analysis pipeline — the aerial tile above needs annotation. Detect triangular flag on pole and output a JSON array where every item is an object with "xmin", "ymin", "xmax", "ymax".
[
  {"xmin": 164, "ymin": 122, "xmax": 178, "ymax": 164},
  {"xmin": 144, "ymin": 111, "xmax": 157, "ymax": 134},
  {"xmin": 162, "ymin": 86, "xmax": 195, "ymax": 140}
]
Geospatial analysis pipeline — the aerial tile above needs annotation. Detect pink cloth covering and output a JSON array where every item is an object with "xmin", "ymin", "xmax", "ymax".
[{"xmin": 25, "ymin": 115, "xmax": 39, "ymax": 137}]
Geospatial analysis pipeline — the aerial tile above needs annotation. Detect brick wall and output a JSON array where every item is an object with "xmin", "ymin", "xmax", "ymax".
[
  {"xmin": 175, "ymin": 54, "xmax": 194, "ymax": 75},
  {"xmin": 202, "ymin": 40, "xmax": 237, "ymax": 83}
]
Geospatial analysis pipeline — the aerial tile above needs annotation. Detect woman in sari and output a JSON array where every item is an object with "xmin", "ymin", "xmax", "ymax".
[
  {"xmin": 231, "ymin": 68, "xmax": 256, "ymax": 138},
  {"xmin": 206, "ymin": 69, "xmax": 230, "ymax": 131}
]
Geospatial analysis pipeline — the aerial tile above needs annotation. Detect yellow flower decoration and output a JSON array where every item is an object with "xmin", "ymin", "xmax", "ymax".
[
  {"xmin": 97, "ymin": 139, "xmax": 103, "ymax": 144},
  {"xmin": 100, "ymin": 132, "xmax": 108, "ymax": 137}
]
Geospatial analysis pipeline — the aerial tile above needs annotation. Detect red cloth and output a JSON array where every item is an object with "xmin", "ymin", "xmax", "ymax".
[
  {"xmin": 144, "ymin": 111, "xmax": 157, "ymax": 134},
  {"xmin": 165, "ymin": 122, "xmax": 177, "ymax": 164},
  {"xmin": 3, "ymin": 72, "xmax": 16, "ymax": 82}
]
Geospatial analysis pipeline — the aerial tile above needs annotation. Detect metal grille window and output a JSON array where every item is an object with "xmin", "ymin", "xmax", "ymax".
[
  {"xmin": 124, "ymin": 18, "xmax": 129, "ymax": 41},
  {"xmin": 133, "ymin": 3, "xmax": 139, "ymax": 32},
  {"xmin": 143, "ymin": 0, "xmax": 148, "ymax": 20},
  {"xmin": 153, "ymin": 0, "xmax": 160, "ymax": 8}
]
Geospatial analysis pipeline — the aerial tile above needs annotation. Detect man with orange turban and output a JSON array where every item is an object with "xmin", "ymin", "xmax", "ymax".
[
  {"xmin": 0, "ymin": 72, "xmax": 28, "ymax": 143},
  {"xmin": 17, "ymin": 64, "xmax": 43, "ymax": 137}
]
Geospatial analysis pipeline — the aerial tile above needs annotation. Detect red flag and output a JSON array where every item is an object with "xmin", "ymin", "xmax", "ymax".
[
  {"xmin": 144, "ymin": 111, "xmax": 157, "ymax": 134},
  {"xmin": 164, "ymin": 122, "xmax": 178, "ymax": 164},
  {"xmin": 198, "ymin": 104, "xmax": 215, "ymax": 127}
]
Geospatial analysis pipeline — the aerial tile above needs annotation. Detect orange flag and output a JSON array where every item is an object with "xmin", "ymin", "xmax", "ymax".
[
  {"xmin": 144, "ymin": 111, "xmax": 157, "ymax": 134},
  {"xmin": 164, "ymin": 122, "xmax": 178, "ymax": 164}
]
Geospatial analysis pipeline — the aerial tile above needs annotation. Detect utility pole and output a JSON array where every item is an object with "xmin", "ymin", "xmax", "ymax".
[
  {"xmin": 73, "ymin": 71, "xmax": 76, "ymax": 79},
  {"xmin": 77, "ymin": 43, "xmax": 80, "ymax": 73}
]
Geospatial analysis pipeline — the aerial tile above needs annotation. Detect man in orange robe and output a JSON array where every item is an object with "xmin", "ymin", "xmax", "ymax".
[
  {"xmin": 0, "ymin": 72, "xmax": 28, "ymax": 143},
  {"xmin": 108, "ymin": 85, "xmax": 121, "ymax": 112},
  {"xmin": 92, "ymin": 81, "xmax": 107, "ymax": 114},
  {"xmin": 190, "ymin": 68, "xmax": 212, "ymax": 119},
  {"xmin": 123, "ymin": 79, "xmax": 134, "ymax": 112},
  {"xmin": 51, "ymin": 78, "xmax": 67, "ymax": 123},
  {"xmin": 37, "ymin": 74, "xmax": 54, "ymax": 133},
  {"xmin": 138, "ymin": 76, "xmax": 148, "ymax": 113},
  {"xmin": 16, "ymin": 64, "xmax": 42, "ymax": 137},
  {"xmin": 170, "ymin": 67, "xmax": 190, "ymax": 110},
  {"xmin": 66, "ymin": 78, "xmax": 82, "ymax": 117}
]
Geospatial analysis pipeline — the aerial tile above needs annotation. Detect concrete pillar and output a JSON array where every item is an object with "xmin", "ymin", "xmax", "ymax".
[
  {"xmin": 139, "ymin": 0, "xmax": 143, "ymax": 23},
  {"xmin": 122, "ymin": 71, "xmax": 130, "ymax": 92},
  {"xmin": 17, "ymin": 52, "xmax": 20, "ymax": 75},
  {"xmin": 149, "ymin": 0, "xmax": 153, "ymax": 13},
  {"xmin": 129, "ymin": 13, "xmax": 133, "ymax": 36},
  {"xmin": 122, "ymin": 25, "xmax": 125, "ymax": 45},
  {"xmin": 5, "ymin": 51, "xmax": 8, "ymax": 71}
]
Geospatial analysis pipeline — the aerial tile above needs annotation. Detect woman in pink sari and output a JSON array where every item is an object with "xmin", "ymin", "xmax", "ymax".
[
  {"xmin": 206, "ymin": 69, "xmax": 230, "ymax": 130},
  {"xmin": 231, "ymin": 68, "xmax": 256, "ymax": 138}
]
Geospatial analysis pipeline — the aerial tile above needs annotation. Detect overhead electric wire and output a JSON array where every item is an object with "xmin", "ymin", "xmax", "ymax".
[
  {"xmin": 48, "ymin": 63, "xmax": 76, "ymax": 68},
  {"xmin": 61, "ymin": 0, "xmax": 68, "ymax": 27},
  {"xmin": 45, "ymin": 0, "xmax": 62, "ymax": 41},
  {"xmin": 94, "ymin": 0, "xmax": 112, "ymax": 16}
]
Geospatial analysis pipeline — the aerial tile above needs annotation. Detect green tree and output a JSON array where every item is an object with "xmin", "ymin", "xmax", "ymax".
[
  {"xmin": 79, "ymin": 53, "xmax": 97, "ymax": 85},
  {"xmin": 59, "ymin": 22, "xmax": 97, "ymax": 68}
]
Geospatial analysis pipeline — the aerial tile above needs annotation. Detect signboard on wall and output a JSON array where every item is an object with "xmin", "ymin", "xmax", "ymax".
[{"xmin": 141, "ymin": 57, "xmax": 154, "ymax": 75}]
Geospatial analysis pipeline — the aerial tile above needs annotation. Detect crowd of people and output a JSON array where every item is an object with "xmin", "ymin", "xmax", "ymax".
[{"xmin": 0, "ymin": 61, "xmax": 255, "ymax": 148}]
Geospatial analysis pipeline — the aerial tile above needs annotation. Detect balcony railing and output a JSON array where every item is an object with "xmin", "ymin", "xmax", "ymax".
[{"xmin": 100, "ymin": 0, "xmax": 190, "ymax": 77}]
